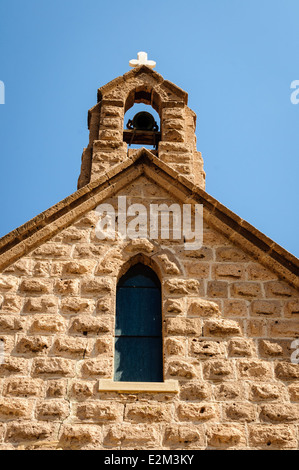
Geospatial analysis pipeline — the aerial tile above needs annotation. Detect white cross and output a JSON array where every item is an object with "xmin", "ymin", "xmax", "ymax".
[{"xmin": 129, "ymin": 51, "xmax": 156, "ymax": 69}]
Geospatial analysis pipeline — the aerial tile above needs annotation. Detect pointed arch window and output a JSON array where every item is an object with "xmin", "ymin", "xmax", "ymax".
[{"xmin": 114, "ymin": 263, "xmax": 163, "ymax": 383}]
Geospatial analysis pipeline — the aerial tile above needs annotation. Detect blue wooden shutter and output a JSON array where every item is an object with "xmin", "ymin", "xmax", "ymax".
[{"xmin": 114, "ymin": 263, "xmax": 163, "ymax": 382}]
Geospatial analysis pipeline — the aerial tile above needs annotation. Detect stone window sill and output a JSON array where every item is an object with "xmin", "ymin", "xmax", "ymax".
[{"xmin": 98, "ymin": 379, "xmax": 179, "ymax": 393}]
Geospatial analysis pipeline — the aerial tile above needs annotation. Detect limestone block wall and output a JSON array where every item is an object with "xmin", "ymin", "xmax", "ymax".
[{"xmin": 0, "ymin": 177, "xmax": 298, "ymax": 450}]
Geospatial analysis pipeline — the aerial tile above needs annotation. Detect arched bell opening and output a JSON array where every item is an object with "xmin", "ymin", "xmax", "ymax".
[{"xmin": 123, "ymin": 87, "xmax": 162, "ymax": 152}]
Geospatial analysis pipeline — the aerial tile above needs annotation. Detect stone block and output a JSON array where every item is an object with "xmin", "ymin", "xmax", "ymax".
[
  {"xmin": 190, "ymin": 339, "xmax": 225, "ymax": 358},
  {"xmin": 265, "ymin": 281, "xmax": 297, "ymax": 298},
  {"xmin": 54, "ymin": 279, "xmax": 79, "ymax": 295},
  {"xmin": 179, "ymin": 381, "xmax": 211, "ymax": 401},
  {"xmin": 250, "ymin": 300, "xmax": 281, "ymax": 316},
  {"xmin": 19, "ymin": 279, "xmax": 52, "ymax": 294},
  {"xmin": 223, "ymin": 403, "xmax": 256, "ymax": 422},
  {"xmin": 203, "ymin": 319, "xmax": 241, "ymax": 337},
  {"xmin": 165, "ymin": 317, "xmax": 202, "ymax": 336},
  {"xmin": 3, "ymin": 377, "xmax": 43, "ymax": 397},
  {"xmin": 213, "ymin": 382, "xmax": 244, "ymax": 401},
  {"xmin": 104, "ymin": 424, "xmax": 158, "ymax": 448},
  {"xmin": 206, "ymin": 423, "xmax": 246, "ymax": 448},
  {"xmin": 259, "ymin": 404, "xmax": 299, "ymax": 423},
  {"xmin": 177, "ymin": 403, "xmax": 218, "ymax": 422},
  {"xmin": 32, "ymin": 358, "xmax": 76, "ymax": 377},
  {"xmin": 248, "ymin": 424, "xmax": 297, "ymax": 449},
  {"xmin": 35, "ymin": 400, "xmax": 70, "ymax": 421},
  {"xmin": 30, "ymin": 315, "xmax": 66, "ymax": 334},
  {"xmin": 70, "ymin": 381, "xmax": 94, "ymax": 399},
  {"xmin": 16, "ymin": 336, "xmax": 51, "ymax": 355},
  {"xmin": 188, "ymin": 299, "xmax": 220, "ymax": 317},
  {"xmin": 203, "ymin": 360, "xmax": 235, "ymax": 381},
  {"xmin": 31, "ymin": 241, "xmax": 70, "ymax": 257},
  {"xmin": 6, "ymin": 422, "xmax": 55, "ymax": 443},
  {"xmin": 227, "ymin": 338, "xmax": 254, "ymax": 357},
  {"xmin": 230, "ymin": 282, "xmax": 262, "ymax": 299},
  {"xmin": 164, "ymin": 279, "xmax": 203, "ymax": 296},
  {"xmin": 60, "ymin": 297, "xmax": 94, "ymax": 314},
  {"xmin": 223, "ymin": 300, "xmax": 248, "ymax": 317},
  {"xmin": 0, "ymin": 398, "xmax": 33, "ymax": 420},
  {"xmin": 1, "ymin": 294, "xmax": 23, "ymax": 313},
  {"xmin": 164, "ymin": 425, "xmax": 204, "ymax": 447},
  {"xmin": 70, "ymin": 316, "xmax": 112, "ymax": 335},
  {"xmin": 216, "ymin": 247, "xmax": 249, "ymax": 262},
  {"xmin": 46, "ymin": 380, "xmax": 68, "ymax": 398},
  {"xmin": 80, "ymin": 358, "xmax": 112, "ymax": 378},
  {"xmin": 249, "ymin": 383, "xmax": 284, "ymax": 402},
  {"xmin": 167, "ymin": 360, "xmax": 198, "ymax": 379},
  {"xmin": 125, "ymin": 403, "xmax": 172, "ymax": 423},
  {"xmin": 23, "ymin": 296, "xmax": 58, "ymax": 314},
  {"xmin": 237, "ymin": 360, "xmax": 273, "ymax": 381},
  {"xmin": 275, "ymin": 362, "xmax": 299, "ymax": 381},
  {"xmin": 213, "ymin": 264, "xmax": 245, "ymax": 280},
  {"xmin": 207, "ymin": 281, "xmax": 228, "ymax": 298}
]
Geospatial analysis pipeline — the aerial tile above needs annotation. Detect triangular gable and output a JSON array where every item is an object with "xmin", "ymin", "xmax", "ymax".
[{"xmin": 0, "ymin": 148, "xmax": 298, "ymax": 289}]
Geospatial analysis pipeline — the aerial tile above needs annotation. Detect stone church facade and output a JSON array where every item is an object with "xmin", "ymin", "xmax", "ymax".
[{"xmin": 0, "ymin": 64, "xmax": 298, "ymax": 450}]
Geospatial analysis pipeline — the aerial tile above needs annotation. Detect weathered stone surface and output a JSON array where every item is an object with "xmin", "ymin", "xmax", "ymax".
[
  {"xmin": 165, "ymin": 337, "xmax": 185, "ymax": 355},
  {"xmin": 80, "ymin": 358, "xmax": 112, "ymax": 377},
  {"xmin": 164, "ymin": 279, "xmax": 202, "ymax": 295},
  {"xmin": 46, "ymin": 380, "xmax": 67, "ymax": 398},
  {"xmin": 203, "ymin": 319, "xmax": 241, "ymax": 337},
  {"xmin": 54, "ymin": 279, "xmax": 79, "ymax": 295},
  {"xmin": 179, "ymin": 381, "xmax": 211, "ymax": 401},
  {"xmin": 104, "ymin": 424, "xmax": 158, "ymax": 447},
  {"xmin": 3, "ymin": 377, "xmax": 43, "ymax": 397},
  {"xmin": 6, "ymin": 422, "xmax": 55, "ymax": 443},
  {"xmin": 206, "ymin": 423, "xmax": 246, "ymax": 448},
  {"xmin": 203, "ymin": 360, "xmax": 235, "ymax": 381},
  {"xmin": 81, "ymin": 277, "xmax": 113, "ymax": 294},
  {"xmin": 35, "ymin": 400, "xmax": 70, "ymax": 421},
  {"xmin": 32, "ymin": 243, "xmax": 71, "ymax": 258},
  {"xmin": 259, "ymin": 404, "xmax": 299, "ymax": 423},
  {"xmin": 0, "ymin": 315, "xmax": 25, "ymax": 333},
  {"xmin": 30, "ymin": 315, "xmax": 66, "ymax": 334},
  {"xmin": 1, "ymin": 294, "xmax": 23, "ymax": 313},
  {"xmin": 60, "ymin": 297, "xmax": 94, "ymax": 314},
  {"xmin": 70, "ymin": 381, "xmax": 94, "ymax": 399},
  {"xmin": 32, "ymin": 358, "xmax": 76, "ymax": 377},
  {"xmin": 207, "ymin": 281, "xmax": 228, "ymax": 298},
  {"xmin": 165, "ymin": 317, "xmax": 201, "ymax": 336},
  {"xmin": 249, "ymin": 383, "xmax": 283, "ymax": 402},
  {"xmin": 223, "ymin": 403, "xmax": 256, "ymax": 422},
  {"xmin": 275, "ymin": 362, "xmax": 299, "ymax": 380},
  {"xmin": 238, "ymin": 360, "xmax": 273, "ymax": 381},
  {"xmin": 228, "ymin": 338, "xmax": 254, "ymax": 357},
  {"xmin": 23, "ymin": 296, "xmax": 58, "ymax": 314},
  {"xmin": 19, "ymin": 279, "xmax": 52, "ymax": 294},
  {"xmin": 188, "ymin": 299, "xmax": 220, "ymax": 317},
  {"xmin": 230, "ymin": 282, "xmax": 262, "ymax": 299},
  {"xmin": 164, "ymin": 425, "xmax": 204, "ymax": 447},
  {"xmin": 125, "ymin": 403, "xmax": 172, "ymax": 423},
  {"xmin": 59, "ymin": 424, "xmax": 102, "ymax": 449},
  {"xmin": 265, "ymin": 281, "xmax": 297, "ymax": 298},
  {"xmin": 214, "ymin": 382, "xmax": 243, "ymax": 401},
  {"xmin": 167, "ymin": 360, "xmax": 198, "ymax": 379},
  {"xmin": 77, "ymin": 402, "xmax": 123, "ymax": 422},
  {"xmin": 16, "ymin": 336, "xmax": 51, "ymax": 355},
  {"xmin": 250, "ymin": 300, "xmax": 281, "ymax": 316},
  {"xmin": 177, "ymin": 403, "xmax": 218, "ymax": 421},
  {"xmin": 190, "ymin": 339, "xmax": 224, "ymax": 358},
  {"xmin": 53, "ymin": 336, "xmax": 90, "ymax": 357},
  {"xmin": 248, "ymin": 424, "xmax": 297, "ymax": 449},
  {"xmin": 0, "ymin": 398, "xmax": 33, "ymax": 420},
  {"xmin": 70, "ymin": 316, "xmax": 112, "ymax": 335}
]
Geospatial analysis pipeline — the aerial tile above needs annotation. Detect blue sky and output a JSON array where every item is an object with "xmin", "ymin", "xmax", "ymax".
[{"xmin": 0, "ymin": 0, "xmax": 298, "ymax": 256}]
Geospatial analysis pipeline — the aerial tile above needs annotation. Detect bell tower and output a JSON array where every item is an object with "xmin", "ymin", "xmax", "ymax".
[{"xmin": 78, "ymin": 53, "xmax": 205, "ymax": 190}]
